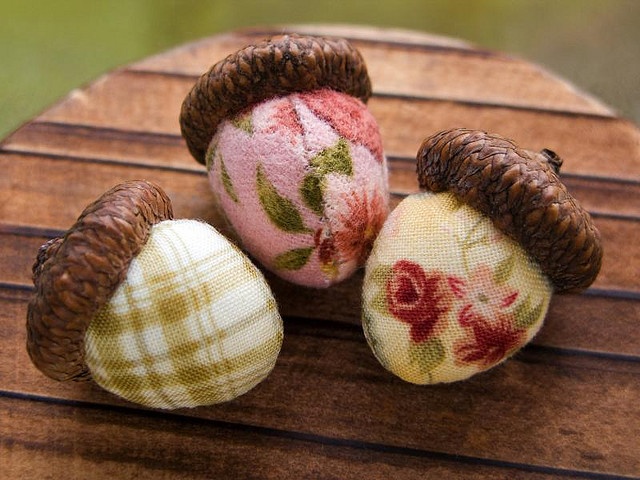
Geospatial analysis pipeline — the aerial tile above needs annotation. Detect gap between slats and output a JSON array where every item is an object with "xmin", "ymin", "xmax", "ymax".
[
  {"xmin": 1, "ymin": 276, "xmax": 638, "ymax": 364},
  {"xmin": 122, "ymin": 68, "xmax": 616, "ymax": 120},
  {"xmin": 1, "ymin": 284, "xmax": 638, "ymax": 474},
  {"xmin": 1, "ymin": 144, "xmax": 638, "ymax": 223},
  {"xmin": 129, "ymin": 25, "xmax": 614, "ymax": 118},
  {"xmin": 0, "ymin": 391, "xmax": 634, "ymax": 480},
  {"xmin": 7, "ymin": 120, "xmax": 640, "ymax": 187}
]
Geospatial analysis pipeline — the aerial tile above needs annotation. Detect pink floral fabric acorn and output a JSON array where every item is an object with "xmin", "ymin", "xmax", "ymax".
[
  {"xmin": 180, "ymin": 35, "xmax": 389, "ymax": 288},
  {"xmin": 362, "ymin": 129, "xmax": 602, "ymax": 384}
]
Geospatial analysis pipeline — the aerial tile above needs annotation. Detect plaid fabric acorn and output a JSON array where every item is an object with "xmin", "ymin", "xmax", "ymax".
[
  {"xmin": 26, "ymin": 181, "xmax": 283, "ymax": 409},
  {"xmin": 86, "ymin": 220, "xmax": 283, "ymax": 409}
]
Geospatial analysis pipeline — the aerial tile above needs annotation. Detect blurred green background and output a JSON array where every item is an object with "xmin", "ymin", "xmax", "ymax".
[{"xmin": 1, "ymin": 0, "xmax": 638, "ymax": 138}]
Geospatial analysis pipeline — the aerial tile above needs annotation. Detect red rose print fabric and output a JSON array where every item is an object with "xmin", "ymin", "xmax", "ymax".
[
  {"xmin": 385, "ymin": 260, "xmax": 451, "ymax": 343},
  {"xmin": 362, "ymin": 192, "xmax": 553, "ymax": 384}
]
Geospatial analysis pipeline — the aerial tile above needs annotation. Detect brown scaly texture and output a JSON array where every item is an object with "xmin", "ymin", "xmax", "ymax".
[
  {"xmin": 179, "ymin": 34, "xmax": 372, "ymax": 165},
  {"xmin": 26, "ymin": 180, "xmax": 174, "ymax": 382},
  {"xmin": 417, "ymin": 128, "xmax": 603, "ymax": 293}
]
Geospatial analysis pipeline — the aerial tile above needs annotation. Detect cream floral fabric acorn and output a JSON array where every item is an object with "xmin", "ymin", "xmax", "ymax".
[
  {"xmin": 180, "ymin": 34, "xmax": 389, "ymax": 288},
  {"xmin": 362, "ymin": 129, "xmax": 603, "ymax": 384},
  {"xmin": 26, "ymin": 181, "xmax": 283, "ymax": 409}
]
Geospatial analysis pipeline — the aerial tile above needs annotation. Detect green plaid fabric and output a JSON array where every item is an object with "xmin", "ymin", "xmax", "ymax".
[{"xmin": 84, "ymin": 219, "xmax": 283, "ymax": 409}]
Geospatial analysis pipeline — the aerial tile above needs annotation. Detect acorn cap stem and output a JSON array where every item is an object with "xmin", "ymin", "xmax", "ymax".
[{"xmin": 416, "ymin": 128, "xmax": 603, "ymax": 292}]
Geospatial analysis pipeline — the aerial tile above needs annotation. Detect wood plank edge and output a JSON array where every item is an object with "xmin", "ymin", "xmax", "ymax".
[
  {"xmin": 1, "ymin": 120, "xmax": 186, "ymax": 147},
  {"xmin": 0, "ymin": 147, "xmax": 205, "ymax": 176},
  {"xmin": 12, "ymin": 120, "xmax": 635, "ymax": 184},
  {"xmin": 0, "ymin": 389, "xmax": 631, "ymax": 480},
  {"xmin": 121, "ymin": 68, "xmax": 617, "ymax": 120},
  {"xmin": 149, "ymin": 24, "xmax": 484, "ymax": 62},
  {"xmin": 3, "ymin": 145, "xmax": 639, "ymax": 221},
  {"xmin": 372, "ymin": 91, "xmax": 617, "ymax": 120},
  {"xmin": 4, "ymin": 121, "xmax": 638, "ymax": 187},
  {"xmin": 2, "ymin": 281, "xmax": 639, "ymax": 364},
  {"xmin": 583, "ymin": 287, "xmax": 640, "ymax": 301},
  {"xmin": 524, "ymin": 343, "xmax": 640, "ymax": 365},
  {"xmin": 264, "ymin": 24, "xmax": 476, "ymax": 51}
]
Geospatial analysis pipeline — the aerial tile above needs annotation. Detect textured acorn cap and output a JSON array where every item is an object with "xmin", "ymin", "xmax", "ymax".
[
  {"xmin": 179, "ymin": 33, "xmax": 373, "ymax": 165},
  {"xmin": 417, "ymin": 128, "xmax": 603, "ymax": 293},
  {"xmin": 26, "ymin": 180, "xmax": 174, "ymax": 382}
]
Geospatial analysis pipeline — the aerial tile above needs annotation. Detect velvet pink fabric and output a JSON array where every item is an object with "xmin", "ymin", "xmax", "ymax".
[{"xmin": 207, "ymin": 89, "xmax": 389, "ymax": 288}]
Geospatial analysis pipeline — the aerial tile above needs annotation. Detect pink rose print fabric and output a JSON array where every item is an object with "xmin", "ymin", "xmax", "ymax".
[
  {"xmin": 206, "ymin": 89, "xmax": 388, "ymax": 288},
  {"xmin": 449, "ymin": 265, "xmax": 526, "ymax": 367},
  {"xmin": 362, "ymin": 192, "xmax": 553, "ymax": 384}
]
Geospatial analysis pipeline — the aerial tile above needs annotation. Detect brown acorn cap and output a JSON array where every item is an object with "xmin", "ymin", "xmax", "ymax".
[
  {"xmin": 417, "ymin": 128, "xmax": 603, "ymax": 293},
  {"xmin": 179, "ymin": 33, "xmax": 372, "ymax": 165},
  {"xmin": 26, "ymin": 180, "xmax": 174, "ymax": 382}
]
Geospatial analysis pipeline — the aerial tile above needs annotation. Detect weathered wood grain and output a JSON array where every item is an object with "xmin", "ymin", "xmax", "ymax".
[
  {"xmin": 27, "ymin": 70, "xmax": 639, "ymax": 182},
  {"xmin": 3, "ymin": 224, "xmax": 639, "ymax": 356},
  {"xmin": 132, "ymin": 26, "xmax": 614, "ymax": 116},
  {"xmin": 0, "ymin": 288, "xmax": 638, "ymax": 477},
  {"xmin": 1, "ymin": 25, "xmax": 638, "ymax": 479},
  {"xmin": 1, "ymin": 394, "xmax": 585, "ymax": 480},
  {"xmin": 4, "ymin": 123, "xmax": 640, "ymax": 219},
  {"xmin": 1, "ymin": 153, "xmax": 638, "ymax": 292}
]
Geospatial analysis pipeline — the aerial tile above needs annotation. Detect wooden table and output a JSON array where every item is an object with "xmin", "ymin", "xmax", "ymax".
[{"xmin": 1, "ymin": 25, "xmax": 639, "ymax": 479}]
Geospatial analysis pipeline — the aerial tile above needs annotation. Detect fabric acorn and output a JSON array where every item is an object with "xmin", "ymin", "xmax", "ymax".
[
  {"xmin": 180, "ymin": 34, "xmax": 389, "ymax": 288},
  {"xmin": 26, "ymin": 180, "xmax": 283, "ymax": 409},
  {"xmin": 362, "ymin": 128, "xmax": 603, "ymax": 384}
]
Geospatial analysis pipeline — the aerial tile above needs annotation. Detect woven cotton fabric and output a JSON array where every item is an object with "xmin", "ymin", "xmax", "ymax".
[
  {"xmin": 207, "ymin": 89, "xmax": 389, "ymax": 288},
  {"xmin": 84, "ymin": 219, "xmax": 283, "ymax": 409},
  {"xmin": 362, "ymin": 192, "xmax": 553, "ymax": 384}
]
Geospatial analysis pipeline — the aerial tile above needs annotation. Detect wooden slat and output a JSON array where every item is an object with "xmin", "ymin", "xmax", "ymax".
[
  {"xmin": 3, "ymin": 228, "xmax": 639, "ymax": 358},
  {"xmin": 1, "ymin": 394, "xmax": 580, "ymax": 480},
  {"xmin": 369, "ymin": 98, "xmax": 640, "ymax": 181},
  {"xmin": 283, "ymin": 23, "xmax": 474, "ymax": 49},
  {"xmin": 2, "ymin": 122, "xmax": 195, "ymax": 171},
  {"xmin": 0, "ymin": 288, "xmax": 638, "ymax": 477},
  {"xmin": 132, "ymin": 26, "xmax": 613, "ymax": 116},
  {"xmin": 4, "ymin": 123, "xmax": 640, "ymax": 220},
  {"xmin": 1, "ymin": 153, "xmax": 638, "ymax": 292},
  {"xmin": 0, "ymin": 153, "xmax": 219, "ymax": 231},
  {"xmin": 26, "ymin": 70, "xmax": 640, "ymax": 181},
  {"xmin": 36, "ymin": 72, "xmax": 190, "ymax": 135},
  {"xmin": 0, "ymin": 121, "xmax": 190, "ymax": 171}
]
